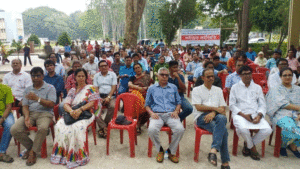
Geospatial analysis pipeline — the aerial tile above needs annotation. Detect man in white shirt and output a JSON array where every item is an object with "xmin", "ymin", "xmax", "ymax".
[
  {"xmin": 93, "ymin": 60, "xmax": 117, "ymax": 138},
  {"xmin": 53, "ymin": 42, "xmax": 62, "ymax": 63},
  {"xmin": 268, "ymin": 58, "xmax": 297, "ymax": 90},
  {"xmin": 83, "ymin": 54, "xmax": 98, "ymax": 76},
  {"xmin": 192, "ymin": 68, "xmax": 230, "ymax": 168},
  {"xmin": 229, "ymin": 65, "xmax": 272, "ymax": 161},
  {"xmin": 104, "ymin": 38, "xmax": 111, "ymax": 52},
  {"xmin": 3, "ymin": 59, "xmax": 32, "ymax": 115}
]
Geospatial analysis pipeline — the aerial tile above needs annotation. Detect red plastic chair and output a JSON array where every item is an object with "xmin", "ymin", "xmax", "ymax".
[
  {"xmin": 84, "ymin": 101, "xmax": 98, "ymax": 155},
  {"xmin": 249, "ymin": 64, "xmax": 259, "ymax": 73},
  {"xmin": 218, "ymin": 73, "xmax": 229, "ymax": 89},
  {"xmin": 148, "ymin": 125, "xmax": 180, "ymax": 158},
  {"xmin": 194, "ymin": 124, "xmax": 212, "ymax": 162},
  {"xmin": 252, "ymin": 73, "xmax": 268, "ymax": 94},
  {"xmin": 106, "ymin": 93, "xmax": 139, "ymax": 158},
  {"xmin": 257, "ymin": 67, "xmax": 269, "ymax": 76},
  {"xmin": 232, "ymin": 123, "xmax": 265, "ymax": 157},
  {"xmin": 16, "ymin": 105, "xmax": 58, "ymax": 158},
  {"xmin": 268, "ymin": 125, "xmax": 282, "ymax": 158},
  {"xmin": 187, "ymin": 81, "xmax": 195, "ymax": 98}
]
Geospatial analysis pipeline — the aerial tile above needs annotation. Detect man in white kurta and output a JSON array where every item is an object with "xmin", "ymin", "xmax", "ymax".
[{"xmin": 229, "ymin": 66, "xmax": 272, "ymax": 160}]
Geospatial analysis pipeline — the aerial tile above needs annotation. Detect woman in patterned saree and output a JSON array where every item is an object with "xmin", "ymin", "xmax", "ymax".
[
  {"xmin": 50, "ymin": 68, "xmax": 101, "ymax": 168},
  {"xmin": 128, "ymin": 63, "xmax": 152, "ymax": 135},
  {"xmin": 266, "ymin": 67, "xmax": 300, "ymax": 158}
]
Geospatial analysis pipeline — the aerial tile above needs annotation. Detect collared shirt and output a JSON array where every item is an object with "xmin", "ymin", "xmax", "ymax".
[
  {"xmin": 22, "ymin": 82, "xmax": 56, "ymax": 114},
  {"xmin": 214, "ymin": 63, "xmax": 227, "ymax": 71},
  {"xmin": 192, "ymin": 85, "xmax": 226, "ymax": 121},
  {"xmin": 145, "ymin": 83, "xmax": 181, "ymax": 113},
  {"xmin": 220, "ymin": 56, "xmax": 229, "ymax": 64},
  {"xmin": 287, "ymin": 57, "xmax": 300, "ymax": 71},
  {"xmin": 0, "ymin": 84, "xmax": 14, "ymax": 116},
  {"xmin": 165, "ymin": 56, "xmax": 172, "ymax": 63},
  {"xmin": 140, "ymin": 57, "xmax": 149, "ymax": 70},
  {"xmin": 265, "ymin": 58, "xmax": 277, "ymax": 70},
  {"xmin": 225, "ymin": 72, "xmax": 241, "ymax": 88},
  {"xmin": 64, "ymin": 46, "xmax": 71, "ymax": 53},
  {"xmin": 168, "ymin": 74, "xmax": 185, "ymax": 97},
  {"xmin": 194, "ymin": 67, "xmax": 218, "ymax": 79},
  {"xmin": 246, "ymin": 51, "xmax": 256, "ymax": 61},
  {"xmin": 186, "ymin": 61, "xmax": 202, "ymax": 73},
  {"xmin": 229, "ymin": 81, "xmax": 266, "ymax": 117},
  {"xmin": 119, "ymin": 65, "xmax": 136, "ymax": 87},
  {"xmin": 83, "ymin": 62, "xmax": 99, "ymax": 75},
  {"xmin": 44, "ymin": 63, "xmax": 65, "ymax": 77},
  {"xmin": 268, "ymin": 72, "xmax": 297, "ymax": 90},
  {"xmin": 111, "ymin": 62, "xmax": 125, "ymax": 76},
  {"xmin": 93, "ymin": 71, "xmax": 117, "ymax": 94},
  {"xmin": 65, "ymin": 73, "xmax": 93, "ymax": 91},
  {"xmin": 3, "ymin": 71, "xmax": 32, "ymax": 101},
  {"xmin": 43, "ymin": 74, "xmax": 66, "ymax": 98}
]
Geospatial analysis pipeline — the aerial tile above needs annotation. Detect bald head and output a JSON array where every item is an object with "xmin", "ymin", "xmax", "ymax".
[{"xmin": 11, "ymin": 59, "xmax": 22, "ymax": 72}]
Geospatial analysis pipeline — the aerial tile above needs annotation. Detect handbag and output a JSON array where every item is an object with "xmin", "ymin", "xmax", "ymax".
[{"xmin": 64, "ymin": 100, "xmax": 93, "ymax": 125}]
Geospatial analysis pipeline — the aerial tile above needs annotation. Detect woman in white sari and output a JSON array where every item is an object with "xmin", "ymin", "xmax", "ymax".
[{"xmin": 50, "ymin": 68, "xmax": 101, "ymax": 168}]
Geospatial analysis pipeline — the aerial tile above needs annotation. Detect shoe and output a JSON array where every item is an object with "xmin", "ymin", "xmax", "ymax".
[
  {"xmin": 287, "ymin": 145, "xmax": 300, "ymax": 158},
  {"xmin": 156, "ymin": 151, "xmax": 164, "ymax": 163},
  {"xmin": 280, "ymin": 148, "xmax": 288, "ymax": 157},
  {"xmin": 168, "ymin": 153, "xmax": 179, "ymax": 163}
]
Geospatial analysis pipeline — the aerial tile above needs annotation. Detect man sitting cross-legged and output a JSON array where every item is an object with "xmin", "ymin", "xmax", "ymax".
[
  {"xmin": 10, "ymin": 67, "xmax": 56, "ymax": 166},
  {"xmin": 192, "ymin": 68, "xmax": 230, "ymax": 169},
  {"xmin": 146, "ymin": 67, "xmax": 185, "ymax": 163},
  {"xmin": 229, "ymin": 65, "xmax": 272, "ymax": 161}
]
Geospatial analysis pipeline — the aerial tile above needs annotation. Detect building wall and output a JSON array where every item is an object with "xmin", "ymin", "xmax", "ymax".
[{"xmin": 0, "ymin": 11, "xmax": 24, "ymax": 43}]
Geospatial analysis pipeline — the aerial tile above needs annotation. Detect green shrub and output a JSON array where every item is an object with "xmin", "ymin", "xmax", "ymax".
[{"xmin": 249, "ymin": 42, "xmax": 288, "ymax": 57}]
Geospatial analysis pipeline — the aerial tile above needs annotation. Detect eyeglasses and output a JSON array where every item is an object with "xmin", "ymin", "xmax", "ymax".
[
  {"xmin": 282, "ymin": 74, "xmax": 293, "ymax": 77},
  {"xmin": 31, "ymin": 75, "xmax": 42, "ymax": 78},
  {"xmin": 99, "ymin": 65, "xmax": 108, "ymax": 68},
  {"xmin": 159, "ymin": 73, "xmax": 169, "ymax": 77},
  {"xmin": 240, "ymin": 72, "xmax": 252, "ymax": 76}
]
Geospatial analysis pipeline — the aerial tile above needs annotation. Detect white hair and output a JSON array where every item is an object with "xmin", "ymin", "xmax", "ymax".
[{"xmin": 158, "ymin": 67, "xmax": 169, "ymax": 75}]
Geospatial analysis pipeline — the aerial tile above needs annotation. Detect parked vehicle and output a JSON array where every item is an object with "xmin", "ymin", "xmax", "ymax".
[
  {"xmin": 249, "ymin": 38, "xmax": 266, "ymax": 44},
  {"xmin": 138, "ymin": 39, "xmax": 151, "ymax": 45},
  {"xmin": 223, "ymin": 39, "xmax": 237, "ymax": 46}
]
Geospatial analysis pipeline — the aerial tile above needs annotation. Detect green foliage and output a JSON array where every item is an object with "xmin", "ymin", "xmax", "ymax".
[
  {"xmin": 11, "ymin": 40, "xmax": 23, "ymax": 55},
  {"xmin": 27, "ymin": 34, "xmax": 41, "ymax": 45},
  {"xmin": 159, "ymin": 0, "xmax": 198, "ymax": 46},
  {"xmin": 79, "ymin": 9, "xmax": 102, "ymax": 40},
  {"xmin": 249, "ymin": 42, "xmax": 288, "ymax": 57},
  {"xmin": 57, "ymin": 32, "xmax": 71, "ymax": 46}
]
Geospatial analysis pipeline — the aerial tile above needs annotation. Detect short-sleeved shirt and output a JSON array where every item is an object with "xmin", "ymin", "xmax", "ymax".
[
  {"xmin": 83, "ymin": 62, "xmax": 99, "ymax": 75},
  {"xmin": 44, "ymin": 63, "xmax": 65, "ymax": 77},
  {"xmin": 265, "ymin": 58, "xmax": 277, "ymax": 70},
  {"xmin": 194, "ymin": 67, "xmax": 218, "ymax": 79},
  {"xmin": 192, "ymin": 85, "xmax": 226, "ymax": 121},
  {"xmin": 111, "ymin": 62, "xmax": 125, "ymax": 76},
  {"xmin": 3, "ymin": 71, "xmax": 32, "ymax": 101},
  {"xmin": 246, "ymin": 51, "xmax": 256, "ymax": 61},
  {"xmin": 225, "ymin": 72, "xmax": 241, "ymax": 88},
  {"xmin": 93, "ymin": 71, "xmax": 117, "ymax": 94},
  {"xmin": 214, "ymin": 63, "xmax": 227, "ymax": 71},
  {"xmin": 220, "ymin": 56, "xmax": 229, "ymax": 64},
  {"xmin": 168, "ymin": 74, "xmax": 185, "ymax": 97},
  {"xmin": 119, "ymin": 66, "xmax": 135, "ymax": 87},
  {"xmin": 43, "ymin": 74, "xmax": 66, "ymax": 98},
  {"xmin": 186, "ymin": 61, "xmax": 202, "ymax": 73},
  {"xmin": 22, "ymin": 82, "xmax": 56, "ymax": 114},
  {"xmin": 145, "ymin": 83, "xmax": 181, "ymax": 113},
  {"xmin": 0, "ymin": 84, "xmax": 14, "ymax": 116},
  {"xmin": 287, "ymin": 58, "xmax": 300, "ymax": 71}
]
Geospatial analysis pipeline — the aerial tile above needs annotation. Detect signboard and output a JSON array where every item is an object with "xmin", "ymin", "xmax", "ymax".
[{"xmin": 181, "ymin": 29, "xmax": 220, "ymax": 46}]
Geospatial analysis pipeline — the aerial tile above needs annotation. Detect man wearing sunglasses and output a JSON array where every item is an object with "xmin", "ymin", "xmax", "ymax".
[{"xmin": 146, "ymin": 67, "xmax": 184, "ymax": 163}]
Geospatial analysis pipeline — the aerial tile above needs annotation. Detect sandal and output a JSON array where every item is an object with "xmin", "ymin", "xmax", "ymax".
[
  {"xmin": 22, "ymin": 150, "xmax": 30, "ymax": 160},
  {"xmin": 26, "ymin": 151, "xmax": 37, "ymax": 166},
  {"xmin": 250, "ymin": 149, "xmax": 260, "ymax": 161},
  {"xmin": 137, "ymin": 127, "xmax": 142, "ymax": 136},
  {"xmin": 98, "ymin": 129, "xmax": 105, "ymax": 138},
  {"xmin": 287, "ymin": 145, "xmax": 300, "ymax": 158},
  {"xmin": 168, "ymin": 153, "xmax": 179, "ymax": 163},
  {"xmin": 0, "ymin": 154, "xmax": 14, "ymax": 163},
  {"xmin": 156, "ymin": 151, "xmax": 164, "ymax": 163},
  {"xmin": 242, "ymin": 143, "xmax": 251, "ymax": 157},
  {"xmin": 207, "ymin": 153, "xmax": 217, "ymax": 166}
]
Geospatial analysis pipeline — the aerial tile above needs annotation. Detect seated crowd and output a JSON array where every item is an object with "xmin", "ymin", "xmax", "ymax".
[{"xmin": 1, "ymin": 41, "xmax": 300, "ymax": 169}]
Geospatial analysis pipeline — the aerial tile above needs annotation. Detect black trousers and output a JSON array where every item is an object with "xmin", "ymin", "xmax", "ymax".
[{"xmin": 24, "ymin": 55, "xmax": 32, "ymax": 66}]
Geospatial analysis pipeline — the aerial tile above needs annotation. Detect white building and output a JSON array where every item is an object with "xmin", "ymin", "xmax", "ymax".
[{"xmin": 0, "ymin": 9, "xmax": 24, "ymax": 43}]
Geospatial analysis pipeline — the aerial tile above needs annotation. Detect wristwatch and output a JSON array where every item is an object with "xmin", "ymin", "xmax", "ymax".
[
  {"xmin": 107, "ymin": 95, "xmax": 111, "ymax": 99},
  {"xmin": 38, "ymin": 97, "xmax": 41, "ymax": 103}
]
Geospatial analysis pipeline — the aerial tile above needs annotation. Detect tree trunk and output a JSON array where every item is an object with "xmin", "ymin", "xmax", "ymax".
[
  {"xmin": 124, "ymin": 0, "xmax": 147, "ymax": 47},
  {"xmin": 268, "ymin": 32, "xmax": 272, "ymax": 45},
  {"xmin": 143, "ymin": 11, "xmax": 147, "ymax": 39},
  {"xmin": 241, "ymin": 0, "xmax": 250, "ymax": 51},
  {"xmin": 236, "ymin": 9, "xmax": 243, "ymax": 47}
]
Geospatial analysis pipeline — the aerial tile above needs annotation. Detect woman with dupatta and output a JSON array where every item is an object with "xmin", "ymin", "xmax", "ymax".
[
  {"xmin": 266, "ymin": 67, "xmax": 300, "ymax": 158},
  {"xmin": 128, "ymin": 63, "xmax": 152, "ymax": 135},
  {"xmin": 50, "ymin": 68, "xmax": 101, "ymax": 168}
]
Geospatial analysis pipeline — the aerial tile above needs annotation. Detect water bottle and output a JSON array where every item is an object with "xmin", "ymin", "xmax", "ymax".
[
  {"xmin": 164, "ymin": 150, "xmax": 168, "ymax": 159},
  {"xmin": 19, "ymin": 149, "xmax": 27, "ymax": 157}
]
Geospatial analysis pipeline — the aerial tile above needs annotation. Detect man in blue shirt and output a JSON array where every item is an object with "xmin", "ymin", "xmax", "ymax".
[
  {"xmin": 45, "ymin": 53, "xmax": 65, "ymax": 78},
  {"xmin": 245, "ymin": 47, "xmax": 256, "ymax": 61},
  {"xmin": 146, "ymin": 67, "xmax": 184, "ymax": 163},
  {"xmin": 225, "ymin": 60, "xmax": 244, "ymax": 92},
  {"xmin": 131, "ymin": 53, "xmax": 147, "ymax": 72},
  {"xmin": 168, "ymin": 61, "xmax": 193, "ymax": 122},
  {"xmin": 186, "ymin": 53, "xmax": 202, "ymax": 82},
  {"xmin": 43, "ymin": 60, "xmax": 66, "ymax": 104},
  {"xmin": 158, "ymin": 39, "xmax": 165, "ymax": 48},
  {"xmin": 220, "ymin": 49, "xmax": 229, "ymax": 66},
  {"xmin": 64, "ymin": 43, "xmax": 71, "ymax": 53},
  {"xmin": 265, "ymin": 51, "xmax": 281, "ymax": 71},
  {"xmin": 118, "ymin": 56, "xmax": 135, "ymax": 94},
  {"xmin": 213, "ymin": 56, "xmax": 227, "ymax": 71}
]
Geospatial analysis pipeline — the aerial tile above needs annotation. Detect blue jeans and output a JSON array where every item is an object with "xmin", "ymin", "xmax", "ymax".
[
  {"xmin": 197, "ymin": 113, "xmax": 230, "ymax": 163},
  {"xmin": 118, "ymin": 84, "xmax": 128, "ymax": 95},
  {"xmin": 0, "ymin": 113, "xmax": 15, "ymax": 153},
  {"xmin": 188, "ymin": 75, "xmax": 194, "ymax": 82},
  {"xmin": 179, "ymin": 97, "xmax": 193, "ymax": 122}
]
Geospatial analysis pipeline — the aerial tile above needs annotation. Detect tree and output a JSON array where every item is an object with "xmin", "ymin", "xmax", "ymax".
[
  {"xmin": 27, "ymin": 34, "xmax": 41, "ymax": 45},
  {"xmin": 159, "ymin": 0, "xmax": 197, "ymax": 46},
  {"xmin": 124, "ymin": 0, "xmax": 147, "ymax": 47},
  {"xmin": 11, "ymin": 40, "xmax": 23, "ymax": 58},
  {"xmin": 57, "ymin": 32, "xmax": 72, "ymax": 46}
]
